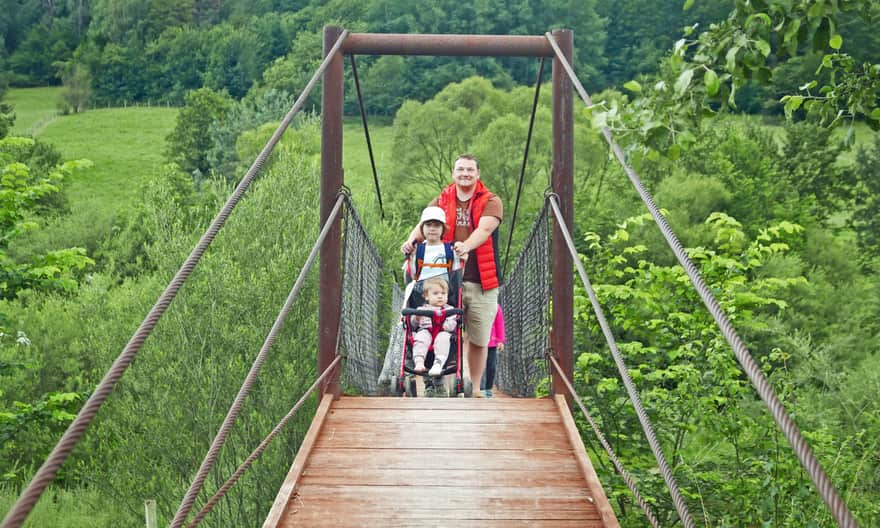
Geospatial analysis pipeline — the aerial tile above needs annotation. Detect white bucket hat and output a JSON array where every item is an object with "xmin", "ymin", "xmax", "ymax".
[{"xmin": 419, "ymin": 206, "xmax": 448, "ymax": 235}]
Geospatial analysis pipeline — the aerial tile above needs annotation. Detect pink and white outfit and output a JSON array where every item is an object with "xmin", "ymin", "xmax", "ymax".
[{"xmin": 411, "ymin": 304, "xmax": 457, "ymax": 371}]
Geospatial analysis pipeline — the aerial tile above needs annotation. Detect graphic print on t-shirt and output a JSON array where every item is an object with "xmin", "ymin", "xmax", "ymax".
[{"xmin": 456, "ymin": 204, "xmax": 469, "ymax": 227}]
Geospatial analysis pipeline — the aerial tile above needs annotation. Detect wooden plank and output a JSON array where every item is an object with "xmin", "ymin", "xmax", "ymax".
[
  {"xmin": 263, "ymin": 393, "xmax": 334, "ymax": 528},
  {"xmin": 555, "ymin": 394, "xmax": 620, "ymax": 528},
  {"xmin": 285, "ymin": 507, "xmax": 603, "ymax": 525},
  {"xmin": 312, "ymin": 422, "xmax": 572, "ymax": 450},
  {"xmin": 305, "ymin": 447, "xmax": 580, "ymax": 471},
  {"xmin": 295, "ymin": 483, "xmax": 592, "ymax": 500},
  {"xmin": 326, "ymin": 407, "xmax": 560, "ymax": 424},
  {"xmin": 299, "ymin": 467, "xmax": 585, "ymax": 487},
  {"xmin": 272, "ymin": 396, "xmax": 616, "ymax": 528},
  {"xmin": 333, "ymin": 395, "xmax": 554, "ymax": 411},
  {"xmin": 282, "ymin": 519, "xmax": 603, "ymax": 528}
]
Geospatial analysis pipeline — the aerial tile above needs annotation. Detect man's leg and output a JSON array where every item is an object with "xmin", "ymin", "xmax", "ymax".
[
  {"xmin": 461, "ymin": 282, "xmax": 498, "ymax": 398},
  {"xmin": 468, "ymin": 342, "xmax": 488, "ymax": 397}
]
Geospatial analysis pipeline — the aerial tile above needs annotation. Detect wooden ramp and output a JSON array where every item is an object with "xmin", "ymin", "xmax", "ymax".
[{"xmin": 264, "ymin": 395, "xmax": 619, "ymax": 527}]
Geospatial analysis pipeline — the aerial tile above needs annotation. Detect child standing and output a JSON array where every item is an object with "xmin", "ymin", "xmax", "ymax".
[
  {"xmin": 480, "ymin": 304, "xmax": 505, "ymax": 398},
  {"xmin": 404, "ymin": 206, "xmax": 462, "ymax": 287},
  {"xmin": 410, "ymin": 277, "xmax": 458, "ymax": 376}
]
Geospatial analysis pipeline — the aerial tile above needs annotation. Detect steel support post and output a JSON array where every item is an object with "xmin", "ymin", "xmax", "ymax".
[
  {"xmin": 551, "ymin": 29, "xmax": 574, "ymax": 406},
  {"xmin": 319, "ymin": 25, "xmax": 345, "ymax": 398}
]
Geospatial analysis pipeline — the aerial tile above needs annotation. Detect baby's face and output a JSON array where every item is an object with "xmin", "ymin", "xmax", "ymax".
[
  {"xmin": 421, "ymin": 220, "xmax": 444, "ymax": 242},
  {"xmin": 425, "ymin": 286, "xmax": 448, "ymax": 307}
]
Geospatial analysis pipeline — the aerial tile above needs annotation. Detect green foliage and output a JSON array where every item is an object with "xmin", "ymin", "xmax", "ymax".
[
  {"xmin": 54, "ymin": 61, "xmax": 92, "ymax": 115},
  {"xmin": 572, "ymin": 211, "xmax": 875, "ymax": 525},
  {"xmin": 0, "ymin": 391, "xmax": 84, "ymax": 487},
  {"xmin": 0, "ymin": 136, "xmax": 93, "ymax": 300},
  {"xmin": 590, "ymin": 0, "xmax": 880, "ymax": 157},
  {"xmin": 0, "ymin": 86, "xmax": 13, "ymax": 139},
  {"xmin": 207, "ymin": 89, "xmax": 296, "ymax": 179},
  {"xmin": 165, "ymin": 87, "xmax": 232, "ymax": 178},
  {"xmin": 850, "ymin": 138, "xmax": 880, "ymax": 259}
]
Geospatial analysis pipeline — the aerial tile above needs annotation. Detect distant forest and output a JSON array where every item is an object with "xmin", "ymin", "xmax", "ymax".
[{"xmin": 4, "ymin": 0, "xmax": 876, "ymax": 115}]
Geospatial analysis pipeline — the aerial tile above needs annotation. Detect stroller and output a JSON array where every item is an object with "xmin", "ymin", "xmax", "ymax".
[{"xmin": 393, "ymin": 250, "xmax": 471, "ymax": 397}]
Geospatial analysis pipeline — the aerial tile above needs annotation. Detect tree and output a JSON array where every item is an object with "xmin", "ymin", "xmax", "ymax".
[
  {"xmin": 0, "ymin": 85, "xmax": 14, "ymax": 139},
  {"xmin": 55, "ymin": 61, "xmax": 92, "ymax": 114},
  {"xmin": 588, "ymin": 0, "xmax": 880, "ymax": 158},
  {"xmin": 0, "ymin": 137, "xmax": 93, "ymax": 299},
  {"xmin": 165, "ymin": 87, "xmax": 233, "ymax": 178}
]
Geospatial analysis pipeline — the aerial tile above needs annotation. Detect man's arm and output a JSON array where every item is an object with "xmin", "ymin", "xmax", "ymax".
[
  {"xmin": 453, "ymin": 216, "xmax": 500, "ymax": 257},
  {"xmin": 400, "ymin": 224, "xmax": 423, "ymax": 255}
]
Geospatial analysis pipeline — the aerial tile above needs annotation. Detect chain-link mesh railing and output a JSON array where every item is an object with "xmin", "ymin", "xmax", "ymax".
[
  {"xmin": 377, "ymin": 283, "xmax": 405, "ymax": 394},
  {"xmin": 339, "ymin": 196, "xmax": 384, "ymax": 395},
  {"xmin": 498, "ymin": 203, "xmax": 551, "ymax": 397}
]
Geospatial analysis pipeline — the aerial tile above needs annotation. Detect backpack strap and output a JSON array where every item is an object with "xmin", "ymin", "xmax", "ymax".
[
  {"xmin": 414, "ymin": 242, "xmax": 427, "ymax": 281},
  {"xmin": 444, "ymin": 242, "xmax": 454, "ymax": 269}
]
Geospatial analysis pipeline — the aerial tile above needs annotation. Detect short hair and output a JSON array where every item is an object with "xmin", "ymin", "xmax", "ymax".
[
  {"xmin": 455, "ymin": 153, "xmax": 479, "ymax": 170},
  {"xmin": 422, "ymin": 277, "xmax": 449, "ymax": 294}
]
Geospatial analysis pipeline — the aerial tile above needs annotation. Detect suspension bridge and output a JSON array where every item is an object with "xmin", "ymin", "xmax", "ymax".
[{"xmin": 1, "ymin": 30, "xmax": 860, "ymax": 528}]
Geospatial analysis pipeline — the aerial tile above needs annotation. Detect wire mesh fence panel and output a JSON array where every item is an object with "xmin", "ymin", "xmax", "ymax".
[
  {"xmin": 498, "ymin": 203, "xmax": 551, "ymax": 397},
  {"xmin": 339, "ymin": 198, "xmax": 385, "ymax": 395}
]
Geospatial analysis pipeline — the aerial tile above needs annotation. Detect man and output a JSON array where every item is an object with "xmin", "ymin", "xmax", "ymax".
[{"xmin": 402, "ymin": 154, "xmax": 503, "ymax": 398}]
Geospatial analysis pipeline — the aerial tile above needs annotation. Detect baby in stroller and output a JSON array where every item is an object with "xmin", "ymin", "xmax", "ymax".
[{"xmin": 410, "ymin": 277, "xmax": 457, "ymax": 376}]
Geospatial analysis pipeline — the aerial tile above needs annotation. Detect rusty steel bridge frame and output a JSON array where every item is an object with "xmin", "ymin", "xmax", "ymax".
[{"xmin": 318, "ymin": 28, "xmax": 575, "ymax": 403}]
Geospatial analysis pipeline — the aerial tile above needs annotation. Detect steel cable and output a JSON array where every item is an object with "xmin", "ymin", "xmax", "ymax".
[
  {"xmin": 545, "ymin": 32, "xmax": 858, "ymax": 528},
  {"xmin": 0, "ymin": 29, "xmax": 350, "ymax": 528},
  {"xmin": 186, "ymin": 355, "xmax": 342, "ymax": 527},
  {"xmin": 503, "ymin": 57, "xmax": 545, "ymax": 278},
  {"xmin": 548, "ymin": 194, "xmax": 696, "ymax": 528},
  {"xmin": 548, "ymin": 356, "xmax": 661, "ymax": 528},
  {"xmin": 169, "ymin": 194, "xmax": 345, "ymax": 527},
  {"xmin": 349, "ymin": 55, "xmax": 384, "ymax": 218}
]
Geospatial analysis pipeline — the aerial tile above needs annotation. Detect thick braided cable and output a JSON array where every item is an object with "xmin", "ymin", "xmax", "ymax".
[
  {"xmin": 545, "ymin": 32, "xmax": 858, "ymax": 528},
  {"xmin": 548, "ymin": 195, "xmax": 695, "ymax": 528},
  {"xmin": 169, "ymin": 194, "xmax": 345, "ymax": 527},
  {"xmin": 187, "ymin": 355, "xmax": 342, "ymax": 527},
  {"xmin": 0, "ymin": 30, "xmax": 349, "ymax": 528},
  {"xmin": 548, "ymin": 356, "xmax": 661, "ymax": 528}
]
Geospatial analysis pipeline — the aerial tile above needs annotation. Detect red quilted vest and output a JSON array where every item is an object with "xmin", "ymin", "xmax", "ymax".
[{"xmin": 437, "ymin": 180, "xmax": 500, "ymax": 290}]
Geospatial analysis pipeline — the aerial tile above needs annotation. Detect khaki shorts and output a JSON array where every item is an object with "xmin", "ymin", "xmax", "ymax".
[{"xmin": 461, "ymin": 281, "xmax": 499, "ymax": 347}]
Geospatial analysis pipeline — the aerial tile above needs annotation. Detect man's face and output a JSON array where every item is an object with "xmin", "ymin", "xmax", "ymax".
[{"xmin": 452, "ymin": 158, "xmax": 479, "ymax": 190}]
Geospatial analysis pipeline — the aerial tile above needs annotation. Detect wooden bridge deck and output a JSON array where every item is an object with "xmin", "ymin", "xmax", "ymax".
[{"xmin": 264, "ymin": 395, "xmax": 619, "ymax": 527}]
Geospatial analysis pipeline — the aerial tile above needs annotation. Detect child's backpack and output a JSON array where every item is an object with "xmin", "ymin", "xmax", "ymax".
[{"xmin": 409, "ymin": 241, "xmax": 455, "ymax": 283}]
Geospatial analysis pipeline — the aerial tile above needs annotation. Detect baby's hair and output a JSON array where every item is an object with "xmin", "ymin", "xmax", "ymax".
[{"xmin": 422, "ymin": 277, "xmax": 449, "ymax": 295}]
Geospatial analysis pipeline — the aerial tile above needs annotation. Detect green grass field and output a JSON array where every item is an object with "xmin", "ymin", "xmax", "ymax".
[
  {"xmin": 6, "ymin": 87, "xmax": 393, "ymax": 260},
  {"xmin": 10, "ymin": 103, "xmax": 178, "ymax": 259},
  {"xmin": 342, "ymin": 118, "xmax": 395, "ymax": 207},
  {"xmin": 6, "ymin": 86, "xmax": 63, "ymax": 135},
  {"xmin": 0, "ymin": 488, "xmax": 119, "ymax": 527}
]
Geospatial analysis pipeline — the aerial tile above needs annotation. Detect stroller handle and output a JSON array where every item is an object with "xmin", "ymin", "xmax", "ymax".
[{"xmin": 402, "ymin": 308, "xmax": 463, "ymax": 317}]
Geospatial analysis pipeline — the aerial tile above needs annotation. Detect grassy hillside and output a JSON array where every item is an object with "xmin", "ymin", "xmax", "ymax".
[
  {"xmin": 6, "ymin": 87, "xmax": 394, "ymax": 262},
  {"xmin": 10, "ymin": 106, "xmax": 178, "ymax": 260},
  {"xmin": 6, "ymin": 86, "xmax": 63, "ymax": 136}
]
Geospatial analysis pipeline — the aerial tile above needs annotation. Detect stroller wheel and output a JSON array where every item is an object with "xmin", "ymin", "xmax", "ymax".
[
  {"xmin": 392, "ymin": 376, "xmax": 405, "ymax": 397},
  {"xmin": 405, "ymin": 377, "xmax": 418, "ymax": 397},
  {"xmin": 463, "ymin": 377, "xmax": 473, "ymax": 398}
]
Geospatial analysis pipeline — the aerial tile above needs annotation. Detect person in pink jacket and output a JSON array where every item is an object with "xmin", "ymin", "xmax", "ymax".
[{"xmin": 480, "ymin": 304, "xmax": 505, "ymax": 398}]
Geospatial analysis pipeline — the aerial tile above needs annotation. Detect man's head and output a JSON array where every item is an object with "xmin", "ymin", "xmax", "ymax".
[{"xmin": 452, "ymin": 154, "xmax": 480, "ymax": 192}]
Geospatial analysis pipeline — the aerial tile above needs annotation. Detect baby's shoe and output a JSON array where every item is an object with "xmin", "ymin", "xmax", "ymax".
[
  {"xmin": 414, "ymin": 358, "xmax": 426, "ymax": 373},
  {"xmin": 428, "ymin": 360, "xmax": 443, "ymax": 376}
]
